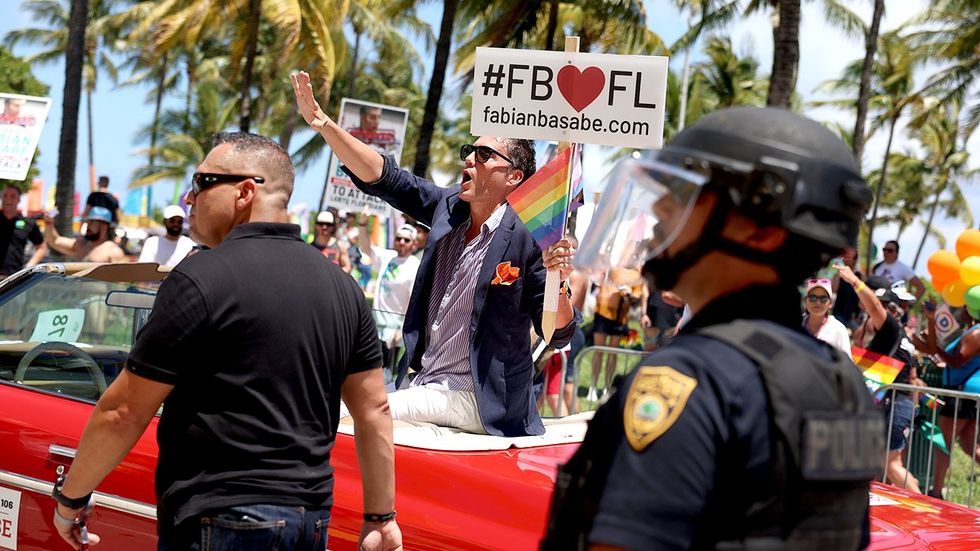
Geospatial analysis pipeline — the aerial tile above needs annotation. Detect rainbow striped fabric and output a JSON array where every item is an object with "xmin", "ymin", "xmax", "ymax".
[
  {"xmin": 506, "ymin": 146, "xmax": 572, "ymax": 249},
  {"xmin": 852, "ymin": 346, "xmax": 905, "ymax": 385},
  {"xmin": 920, "ymin": 392, "xmax": 944, "ymax": 411}
]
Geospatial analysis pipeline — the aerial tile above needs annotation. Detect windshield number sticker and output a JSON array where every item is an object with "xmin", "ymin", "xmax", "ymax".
[
  {"xmin": 0, "ymin": 486, "xmax": 20, "ymax": 549},
  {"xmin": 29, "ymin": 309, "xmax": 85, "ymax": 343}
]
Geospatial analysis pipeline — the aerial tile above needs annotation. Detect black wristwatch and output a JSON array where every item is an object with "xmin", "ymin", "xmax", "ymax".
[
  {"xmin": 52, "ymin": 475, "xmax": 92, "ymax": 510},
  {"xmin": 363, "ymin": 510, "xmax": 397, "ymax": 523}
]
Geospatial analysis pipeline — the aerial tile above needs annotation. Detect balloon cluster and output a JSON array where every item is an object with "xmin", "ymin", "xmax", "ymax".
[{"xmin": 928, "ymin": 229, "xmax": 980, "ymax": 318}]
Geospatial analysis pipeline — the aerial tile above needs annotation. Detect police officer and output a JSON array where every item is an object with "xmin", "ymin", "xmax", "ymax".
[{"xmin": 543, "ymin": 107, "xmax": 881, "ymax": 550}]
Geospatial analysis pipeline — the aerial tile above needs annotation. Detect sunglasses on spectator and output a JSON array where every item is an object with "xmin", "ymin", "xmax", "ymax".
[
  {"xmin": 395, "ymin": 236, "xmax": 413, "ymax": 243},
  {"xmin": 317, "ymin": 222, "xmax": 334, "ymax": 228},
  {"xmin": 459, "ymin": 144, "xmax": 514, "ymax": 166},
  {"xmin": 883, "ymin": 248, "xmax": 897, "ymax": 253},
  {"xmin": 191, "ymin": 172, "xmax": 264, "ymax": 195},
  {"xmin": 806, "ymin": 294, "xmax": 831, "ymax": 304}
]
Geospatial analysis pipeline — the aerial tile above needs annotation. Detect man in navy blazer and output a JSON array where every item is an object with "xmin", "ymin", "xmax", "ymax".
[{"xmin": 293, "ymin": 72, "xmax": 578, "ymax": 437}]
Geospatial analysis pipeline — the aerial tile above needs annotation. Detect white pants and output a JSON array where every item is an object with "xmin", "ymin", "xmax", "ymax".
[{"xmin": 341, "ymin": 385, "xmax": 486, "ymax": 434}]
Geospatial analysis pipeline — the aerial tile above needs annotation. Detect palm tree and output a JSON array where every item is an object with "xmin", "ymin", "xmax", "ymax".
[
  {"xmin": 850, "ymin": 0, "xmax": 884, "ymax": 165},
  {"xmin": 693, "ymin": 36, "xmax": 768, "ymax": 109},
  {"xmin": 54, "ymin": 0, "xmax": 88, "ymax": 235},
  {"xmin": 412, "ymin": 0, "xmax": 459, "ymax": 179},
  {"xmin": 6, "ymin": 0, "xmax": 121, "ymax": 193},
  {"xmin": 909, "ymin": 0, "xmax": 980, "ymax": 138},
  {"xmin": 812, "ymin": 31, "xmax": 922, "ymax": 273},
  {"xmin": 133, "ymin": 0, "xmax": 346, "ymax": 133},
  {"xmin": 865, "ymin": 151, "xmax": 931, "ymax": 239},
  {"xmin": 910, "ymin": 100, "xmax": 977, "ymax": 268}
]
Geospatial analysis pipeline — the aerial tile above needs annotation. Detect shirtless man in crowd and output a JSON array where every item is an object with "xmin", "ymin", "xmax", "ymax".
[{"xmin": 43, "ymin": 206, "xmax": 128, "ymax": 262}]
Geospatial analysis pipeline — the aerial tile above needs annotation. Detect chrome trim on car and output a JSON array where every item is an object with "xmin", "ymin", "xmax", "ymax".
[
  {"xmin": 0, "ymin": 469, "xmax": 157, "ymax": 519},
  {"xmin": 48, "ymin": 444, "xmax": 78, "ymax": 459}
]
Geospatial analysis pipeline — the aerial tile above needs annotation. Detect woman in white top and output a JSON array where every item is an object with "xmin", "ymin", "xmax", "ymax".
[{"xmin": 803, "ymin": 277, "xmax": 852, "ymax": 354}]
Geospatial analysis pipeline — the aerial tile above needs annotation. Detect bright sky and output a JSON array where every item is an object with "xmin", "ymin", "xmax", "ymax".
[{"xmin": 2, "ymin": 0, "xmax": 976, "ymax": 274}]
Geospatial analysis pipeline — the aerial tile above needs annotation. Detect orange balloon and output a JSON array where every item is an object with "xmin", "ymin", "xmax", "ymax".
[
  {"xmin": 928, "ymin": 250, "xmax": 961, "ymax": 285},
  {"xmin": 943, "ymin": 280, "xmax": 970, "ymax": 308},
  {"xmin": 957, "ymin": 229, "xmax": 980, "ymax": 260}
]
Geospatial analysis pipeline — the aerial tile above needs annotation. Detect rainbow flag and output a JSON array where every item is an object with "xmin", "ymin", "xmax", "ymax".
[
  {"xmin": 568, "ymin": 143, "xmax": 584, "ymax": 211},
  {"xmin": 919, "ymin": 392, "xmax": 944, "ymax": 411},
  {"xmin": 507, "ymin": 146, "xmax": 572, "ymax": 249},
  {"xmin": 852, "ymin": 346, "xmax": 905, "ymax": 385}
]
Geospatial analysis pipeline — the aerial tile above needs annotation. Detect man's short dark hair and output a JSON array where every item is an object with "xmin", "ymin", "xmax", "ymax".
[
  {"xmin": 499, "ymin": 138, "xmax": 535, "ymax": 183},
  {"xmin": 885, "ymin": 240, "xmax": 899, "ymax": 252},
  {"xmin": 212, "ymin": 132, "xmax": 295, "ymax": 204},
  {"xmin": 97, "ymin": 176, "xmax": 109, "ymax": 189}
]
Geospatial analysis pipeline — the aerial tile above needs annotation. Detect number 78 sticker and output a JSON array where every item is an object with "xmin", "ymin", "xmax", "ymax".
[{"xmin": 29, "ymin": 308, "xmax": 85, "ymax": 343}]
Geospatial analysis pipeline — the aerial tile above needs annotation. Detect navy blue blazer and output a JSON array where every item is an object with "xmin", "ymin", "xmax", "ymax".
[{"xmin": 345, "ymin": 156, "xmax": 579, "ymax": 436}]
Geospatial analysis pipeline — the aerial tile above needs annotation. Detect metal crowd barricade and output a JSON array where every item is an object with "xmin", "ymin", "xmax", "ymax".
[
  {"xmin": 878, "ymin": 383, "xmax": 980, "ymax": 508},
  {"xmin": 568, "ymin": 345, "xmax": 648, "ymax": 414}
]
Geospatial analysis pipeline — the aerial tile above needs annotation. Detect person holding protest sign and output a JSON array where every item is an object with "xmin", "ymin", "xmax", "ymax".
[
  {"xmin": 544, "ymin": 107, "xmax": 877, "ymax": 550},
  {"xmin": 293, "ymin": 71, "xmax": 578, "ymax": 437}
]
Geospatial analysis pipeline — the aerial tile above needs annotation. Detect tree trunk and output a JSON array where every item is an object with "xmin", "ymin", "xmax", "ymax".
[
  {"xmin": 412, "ymin": 0, "xmax": 458, "ymax": 178},
  {"xmin": 346, "ymin": 29, "xmax": 362, "ymax": 98},
  {"xmin": 55, "ymin": 0, "xmax": 88, "ymax": 236},
  {"xmin": 851, "ymin": 0, "xmax": 884, "ymax": 166},
  {"xmin": 766, "ymin": 0, "xmax": 800, "ymax": 108},
  {"xmin": 678, "ymin": 47, "xmax": 692, "ymax": 131},
  {"xmin": 239, "ymin": 0, "xmax": 262, "ymax": 132},
  {"xmin": 184, "ymin": 55, "xmax": 195, "ymax": 134},
  {"xmin": 545, "ymin": 0, "xmax": 560, "ymax": 50},
  {"xmin": 864, "ymin": 115, "xmax": 898, "ymax": 274},
  {"xmin": 913, "ymin": 173, "xmax": 951, "ymax": 269},
  {"xmin": 278, "ymin": 99, "xmax": 298, "ymax": 152},
  {"xmin": 86, "ymin": 87, "xmax": 95, "ymax": 192}
]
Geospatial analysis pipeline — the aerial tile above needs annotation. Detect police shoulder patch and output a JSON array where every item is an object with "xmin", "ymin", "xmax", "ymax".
[{"xmin": 624, "ymin": 366, "xmax": 697, "ymax": 452}]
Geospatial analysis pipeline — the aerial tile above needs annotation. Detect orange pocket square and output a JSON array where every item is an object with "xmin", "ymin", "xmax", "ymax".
[{"xmin": 491, "ymin": 261, "xmax": 521, "ymax": 285}]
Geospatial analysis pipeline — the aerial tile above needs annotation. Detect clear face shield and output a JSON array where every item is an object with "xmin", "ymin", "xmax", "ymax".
[{"xmin": 574, "ymin": 158, "xmax": 708, "ymax": 282}]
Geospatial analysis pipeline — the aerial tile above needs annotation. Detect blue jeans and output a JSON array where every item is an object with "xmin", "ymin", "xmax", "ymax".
[
  {"xmin": 885, "ymin": 394, "xmax": 915, "ymax": 452},
  {"xmin": 158, "ymin": 504, "xmax": 331, "ymax": 551}
]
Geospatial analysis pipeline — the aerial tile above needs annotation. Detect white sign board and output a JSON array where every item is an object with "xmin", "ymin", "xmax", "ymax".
[
  {"xmin": 471, "ymin": 47, "xmax": 668, "ymax": 149},
  {"xmin": 0, "ymin": 93, "xmax": 52, "ymax": 181},
  {"xmin": 325, "ymin": 98, "xmax": 409, "ymax": 217},
  {"xmin": 30, "ymin": 308, "xmax": 85, "ymax": 343},
  {"xmin": 0, "ymin": 486, "xmax": 21, "ymax": 550}
]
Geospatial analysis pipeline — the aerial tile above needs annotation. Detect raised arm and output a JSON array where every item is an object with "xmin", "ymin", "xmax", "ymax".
[
  {"xmin": 42, "ymin": 215, "xmax": 79, "ymax": 256},
  {"xmin": 291, "ymin": 71, "xmax": 384, "ymax": 183},
  {"xmin": 835, "ymin": 264, "xmax": 887, "ymax": 330}
]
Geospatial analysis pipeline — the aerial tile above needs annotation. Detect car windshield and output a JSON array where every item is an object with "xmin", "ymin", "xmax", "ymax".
[{"xmin": 0, "ymin": 272, "xmax": 156, "ymax": 401}]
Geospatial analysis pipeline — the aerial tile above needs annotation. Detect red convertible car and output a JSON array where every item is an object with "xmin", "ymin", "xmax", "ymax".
[{"xmin": 0, "ymin": 263, "xmax": 978, "ymax": 550}]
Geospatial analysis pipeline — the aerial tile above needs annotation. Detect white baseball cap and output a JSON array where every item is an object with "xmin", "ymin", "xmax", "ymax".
[
  {"xmin": 163, "ymin": 205, "xmax": 186, "ymax": 220},
  {"xmin": 316, "ymin": 211, "xmax": 336, "ymax": 224}
]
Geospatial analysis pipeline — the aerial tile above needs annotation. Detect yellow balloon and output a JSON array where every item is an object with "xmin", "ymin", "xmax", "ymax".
[
  {"xmin": 961, "ymin": 256, "xmax": 980, "ymax": 286},
  {"xmin": 943, "ymin": 280, "xmax": 970, "ymax": 307}
]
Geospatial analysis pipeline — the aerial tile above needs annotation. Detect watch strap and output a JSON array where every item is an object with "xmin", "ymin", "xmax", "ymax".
[
  {"xmin": 363, "ymin": 510, "xmax": 397, "ymax": 523},
  {"xmin": 51, "ymin": 475, "xmax": 93, "ymax": 510}
]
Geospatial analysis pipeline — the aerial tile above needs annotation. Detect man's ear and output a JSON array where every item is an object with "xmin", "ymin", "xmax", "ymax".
[
  {"xmin": 506, "ymin": 168, "xmax": 525, "ymax": 191},
  {"xmin": 236, "ymin": 180, "xmax": 257, "ymax": 212}
]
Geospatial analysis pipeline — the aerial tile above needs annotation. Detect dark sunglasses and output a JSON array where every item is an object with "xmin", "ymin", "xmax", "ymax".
[
  {"xmin": 395, "ymin": 236, "xmax": 413, "ymax": 243},
  {"xmin": 317, "ymin": 222, "xmax": 335, "ymax": 227},
  {"xmin": 191, "ymin": 172, "xmax": 265, "ymax": 195},
  {"xmin": 883, "ymin": 248, "xmax": 897, "ymax": 253},
  {"xmin": 459, "ymin": 144, "xmax": 514, "ymax": 166},
  {"xmin": 806, "ymin": 294, "xmax": 831, "ymax": 304}
]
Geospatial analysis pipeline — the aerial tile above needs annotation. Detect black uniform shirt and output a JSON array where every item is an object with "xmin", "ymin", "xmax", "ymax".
[
  {"xmin": 589, "ymin": 285, "xmax": 831, "ymax": 550},
  {"xmin": 127, "ymin": 223, "xmax": 382, "ymax": 528},
  {"xmin": 0, "ymin": 213, "xmax": 43, "ymax": 275}
]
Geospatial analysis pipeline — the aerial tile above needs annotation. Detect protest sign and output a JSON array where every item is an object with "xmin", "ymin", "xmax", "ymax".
[
  {"xmin": 471, "ymin": 47, "xmax": 668, "ymax": 148},
  {"xmin": 324, "ymin": 98, "xmax": 409, "ymax": 217},
  {"xmin": 0, "ymin": 93, "xmax": 52, "ymax": 181}
]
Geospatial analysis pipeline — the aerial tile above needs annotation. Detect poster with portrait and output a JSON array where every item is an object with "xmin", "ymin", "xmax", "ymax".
[
  {"xmin": 324, "ymin": 98, "xmax": 409, "ymax": 217},
  {"xmin": 0, "ymin": 93, "xmax": 52, "ymax": 181}
]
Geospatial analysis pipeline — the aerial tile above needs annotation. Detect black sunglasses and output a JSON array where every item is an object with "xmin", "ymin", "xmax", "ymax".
[
  {"xmin": 395, "ymin": 236, "xmax": 413, "ymax": 243},
  {"xmin": 459, "ymin": 144, "xmax": 514, "ymax": 166},
  {"xmin": 191, "ymin": 172, "xmax": 265, "ymax": 195},
  {"xmin": 883, "ymin": 248, "xmax": 897, "ymax": 253},
  {"xmin": 806, "ymin": 294, "xmax": 831, "ymax": 304}
]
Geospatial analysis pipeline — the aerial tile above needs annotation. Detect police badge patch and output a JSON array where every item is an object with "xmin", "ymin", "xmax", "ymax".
[{"xmin": 624, "ymin": 366, "xmax": 697, "ymax": 452}]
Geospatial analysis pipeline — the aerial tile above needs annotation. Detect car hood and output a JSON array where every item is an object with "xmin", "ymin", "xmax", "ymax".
[{"xmin": 868, "ymin": 482, "xmax": 980, "ymax": 550}]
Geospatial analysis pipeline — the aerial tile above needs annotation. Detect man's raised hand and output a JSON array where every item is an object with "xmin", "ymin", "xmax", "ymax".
[{"xmin": 291, "ymin": 71, "xmax": 332, "ymax": 133}]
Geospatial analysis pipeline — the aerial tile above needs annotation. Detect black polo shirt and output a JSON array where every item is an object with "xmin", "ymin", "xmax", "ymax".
[
  {"xmin": 127, "ymin": 222, "xmax": 382, "ymax": 528},
  {"xmin": 0, "ymin": 213, "xmax": 43, "ymax": 275}
]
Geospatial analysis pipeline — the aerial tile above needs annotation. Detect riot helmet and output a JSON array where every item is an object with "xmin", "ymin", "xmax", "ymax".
[{"xmin": 575, "ymin": 107, "xmax": 872, "ymax": 289}]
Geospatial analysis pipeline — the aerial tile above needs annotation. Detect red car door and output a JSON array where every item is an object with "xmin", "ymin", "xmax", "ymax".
[{"xmin": 0, "ymin": 382, "xmax": 158, "ymax": 551}]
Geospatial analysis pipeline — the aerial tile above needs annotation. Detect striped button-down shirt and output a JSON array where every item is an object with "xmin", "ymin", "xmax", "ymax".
[{"xmin": 414, "ymin": 205, "xmax": 507, "ymax": 391}]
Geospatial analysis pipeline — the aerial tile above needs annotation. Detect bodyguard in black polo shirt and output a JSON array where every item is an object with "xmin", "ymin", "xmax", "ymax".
[
  {"xmin": 49, "ymin": 132, "xmax": 401, "ymax": 551},
  {"xmin": 0, "ymin": 185, "xmax": 46, "ymax": 277}
]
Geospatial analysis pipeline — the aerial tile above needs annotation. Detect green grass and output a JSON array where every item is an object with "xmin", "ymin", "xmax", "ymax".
[{"xmin": 944, "ymin": 444, "xmax": 980, "ymax": 507}]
